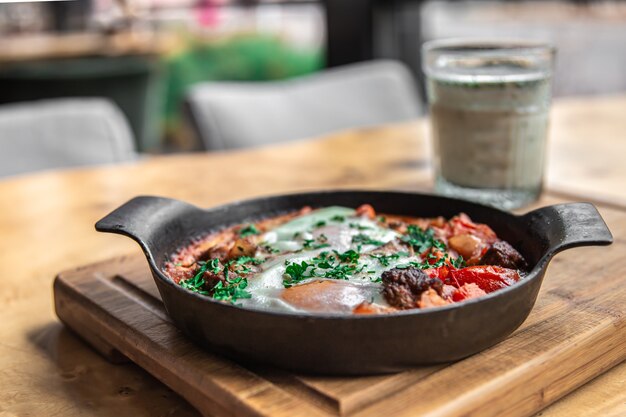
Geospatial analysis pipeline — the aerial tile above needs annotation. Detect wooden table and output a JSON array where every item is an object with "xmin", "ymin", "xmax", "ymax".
[
  {"xmin": 0, "ymin": 95, "xmax": 624, "ymax": 416},
  {"xmin": 0, "ymin": 31, "xmax": 175, "ymax": 63}
]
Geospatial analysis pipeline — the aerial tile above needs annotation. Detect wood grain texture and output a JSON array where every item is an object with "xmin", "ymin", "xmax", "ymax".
[
  {"xmin": 53, "ymin": 193, "xmax": 626, "ymax": 417},
  {"xmin": 547, "ymin": 95, "xmax": 626, "ymax": 207},
  {"xmin": 0, "ymin": 95, "xmax": 625, "ymax": 416}
]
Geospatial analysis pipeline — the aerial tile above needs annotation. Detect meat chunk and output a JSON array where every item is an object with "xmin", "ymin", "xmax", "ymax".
[
  {"xmin": 382, "ymin": 267, "xmax": 444, "ymax": 309},
  {"xmin": 418, "ymin": 288, "xmax": 450, "ymax": 309},
  {"xmin": 226, "ymin": 237, "xmax": 257, "ymax": 260},
  {"xmin": 356, "ymin": 204, "xmax": 376, "ymax": 219},
  {"xmin": 196, "ymin": 231, "xmax": 236, "ymax": 261},
  {"xmin": 449, "ymin": 213, "xmax": 497, "ymax": 245},
  {"xmin": 480, "ymin": 240, "xmax": 528, "ymax": 270},
  {"xmin": 448, "ymin": 233, "xmax": 485, "ymax": 263}
]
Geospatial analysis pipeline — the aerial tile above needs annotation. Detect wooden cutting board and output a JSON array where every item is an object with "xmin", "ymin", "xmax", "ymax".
[{"xmin": 53, "ymin": 200, "xmax": 626, "ymax": 417}]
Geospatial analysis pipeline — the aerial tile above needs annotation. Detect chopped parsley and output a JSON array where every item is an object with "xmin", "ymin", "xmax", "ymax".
[
  {"xmin": 229, "ymin": 256, "xmax": 265, "ymax": 274},
  {"xmin": 402, "ymin": 225, "xmax": 445, "ymax": 253},
  {"xmin": 351, "ymin": 233, "xmax": 385, "ymax": 247},
  {"xmin": 179, "ymin": 261, "xmax": 212, "ymax": 295},
  {"xmin": 312, "ymin": 251, "xmax": 335, "ymax": 269},
  {"xmin": 314, "ymin": 220, "xmax": 327, "ymax": 228},
  {"xmin": 349, "ymin": 223, "xmax": 373, "ymax": 231},
  {"xmin": 323, "ymin": 264, "xmax": 362, "ymax": 280},
  {"xmin": 239, "ymin": 224, "xmax": 260, "ymax": 237},
  {"xmin": 284, "ymin": 260, "xmax": 312, "ymax": 287},
  {"xmin": 302, "ymin": 234, "xmax": 331, "ymax": 250},
  {"xmin": 395, "ymin": 253, "xmax": 450, "ymax": 270},
  {"xmin": 451, "ymin": 255, "xmax": 466, "ymax": 269},
  {"xmin": 180, "ymin": 257, "xmax": 256, "ymax": 303},
  {"xmin": 283, "ymin": 248, "xmax": 366, "ymax": 287},
  {"xmin": 234, "ymin": 256, "xmax": 265, "ymax": 266},
  {"xmin": 369, "ymin": 251, "xmax": 409, "ymax": 266},
  {"xmin": 212, "ymin": 276, "xmax": 252, "ymax": 303},
  {"xmin": 207, "ymin": 258, "xmax": 221, "ymax": 274},
  {"xmin": 262, "ymin": 244, "xmax": 280, "ymax": 254},
  {"xmin": 333, "ymin": 249, "xmax": 360, "ymax": 263},
  {"xmin": 331, "ymin": 215, "xmax": 346, "ymax": 222}
]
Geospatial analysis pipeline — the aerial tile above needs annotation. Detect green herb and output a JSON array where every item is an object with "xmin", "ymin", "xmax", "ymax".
[
  {"xmin": 262, "ymin": 244, "xmax": 280, "ymax": 254},
  {"xmin": 333, "ymin": 249, "xmax": 360, "ymax": 264},
  {"xmin": 283, "ymin": 249, "xmax": 367, "ymax": 286},
  {"xmin": 229, "ymin": 256, "xmax": 264, "ymax": 275},
  {"xmin": 349, "ymin": 223, "xmax": 373, "ymax": 231},
  {"xmin": 378, "ymin": 216, "xmax": 387, "ymax": 223},
  {"xmin": 212, "ymin": 276, "xmax": 252, "ymax": 303},
  {"xmin": 234, "ymin": 256, "xmax": 265, "ymax": 266},
  {"xmin": 424, "ymin": 254, "xmax": 448, "ymax": 269},
  {"xmin": 369, "ymin": 251, "xmax": 409, "ymax": 266},
  {"xmin": 370, "ymin": 276, "xmax": 382, "ymax": 283},
  {"xmin": 395, "ymin": 253, "xmax": 450, "ymax": 270},
  {"xmin": 451, "ymin": 255, "xmax": 466, "ymax": 269},
  {"xmin": 323, "ymin": 264, "xmax": 360, "ymax": 280},
  {"xmin": 331, "ymin": 215, "xmax": 346, "ymax": 222},
  {"xmin": 314, "ymin": 220, "xmax": 327, "ymax": 228},
  {"xmin": 302, "ymin": 234, "xmax": 331, "ymax": 250},
  {"xmin": 311, "ymin": 251, "xmax": 336, "ymax": 269},
  {"xmin": 208, "ymin": 258, "xmax": 221, "ymax": 274},
  {"xmin": 239, "ymin": 224, "xmax": 260, "ymax": 237},
  {"xmin": 352, "ymin": 234, "xmax": 385, "ymax": 247},
  {"xmin": 283, "ymin": 260, "xmax": 313, "ymax": 287},
  {"xmin": 402, "ymin": 225, "xmax": 446, "ymax": 253},
  {"xmin": 179, "ymin": 262, "xmax": 211, "ymax": 295},
  {"xmin": 180, "ymin": 277, "xmax": 210, "ymax": 295}
]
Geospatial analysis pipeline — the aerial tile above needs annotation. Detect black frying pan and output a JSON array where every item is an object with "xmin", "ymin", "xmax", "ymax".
[{"xmin": 95, "ymin": 191, "xmax": 612, "ymax": 375}]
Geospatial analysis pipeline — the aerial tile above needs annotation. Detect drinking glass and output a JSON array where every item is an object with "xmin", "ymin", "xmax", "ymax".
[{"xmin": 422, "ymin": 39, "xmax": 556, "ymax": 209}]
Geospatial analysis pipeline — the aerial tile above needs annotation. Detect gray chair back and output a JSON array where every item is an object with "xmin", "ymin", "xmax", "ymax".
[
  {"xmin": 185, "ymin": 60, "xmax": 422, "ymax": 150},
  {"xmin": 0, "ymin": 98, "xmax": 136, "ymax": 178}
]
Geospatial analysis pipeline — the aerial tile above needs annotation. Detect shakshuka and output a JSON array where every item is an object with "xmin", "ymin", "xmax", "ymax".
[{"xmin": 164, "ymin": 205, "xmax": 528, "ymax": 314}]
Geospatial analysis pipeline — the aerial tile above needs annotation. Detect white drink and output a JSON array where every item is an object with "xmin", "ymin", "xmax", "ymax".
[{"xmin": 423, "ymin": 41, "xmax": 555, "ymax": 209}]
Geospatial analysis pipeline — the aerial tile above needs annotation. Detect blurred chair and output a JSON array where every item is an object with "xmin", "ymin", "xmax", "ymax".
[
  {"xmin": 0, "ymin": 98, "xmax": 136, "ymax": 178},
  {"xmin": 184, "ymin": 60, "xmax": 422, "ymax": 150}
]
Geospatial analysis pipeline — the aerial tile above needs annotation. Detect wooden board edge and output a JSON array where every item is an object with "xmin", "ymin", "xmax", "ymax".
[{"xmin": 53, "ymin": 271, "xmax": 335, "ymax": 417}]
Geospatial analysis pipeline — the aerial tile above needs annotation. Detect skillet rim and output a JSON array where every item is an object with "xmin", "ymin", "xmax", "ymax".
[{"xmin": 136, "ymin": 189, "xmax": 551, "ymax": 320}]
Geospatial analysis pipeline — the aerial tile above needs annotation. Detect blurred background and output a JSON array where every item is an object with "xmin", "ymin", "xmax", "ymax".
[{"xmin": 1, "ymin": 0, "xmax": 625, "ymax": 175}]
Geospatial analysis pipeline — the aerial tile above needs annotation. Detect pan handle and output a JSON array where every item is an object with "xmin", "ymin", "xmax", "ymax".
[
  {"xmin": 95, "ymin": 196, "xmax": 202, "ymax": 255},
  {"xmin": 521, "ymin": 202, "xmax": 613, "ymax": 255}
]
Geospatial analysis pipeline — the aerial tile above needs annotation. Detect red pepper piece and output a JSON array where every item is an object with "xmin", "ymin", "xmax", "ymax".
[
  {"xmin": 447, "ymin": 265, "xmax": 520, "ymax": 293},
  {"xmin": 452, "ymin": 283, "xmax": 487, "ymax": 302}
]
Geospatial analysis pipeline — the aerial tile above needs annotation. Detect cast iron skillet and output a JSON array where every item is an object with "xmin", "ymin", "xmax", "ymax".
[{"xmin": 95, "ymin": 190, "xmax": 613, "ymax": 375}]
